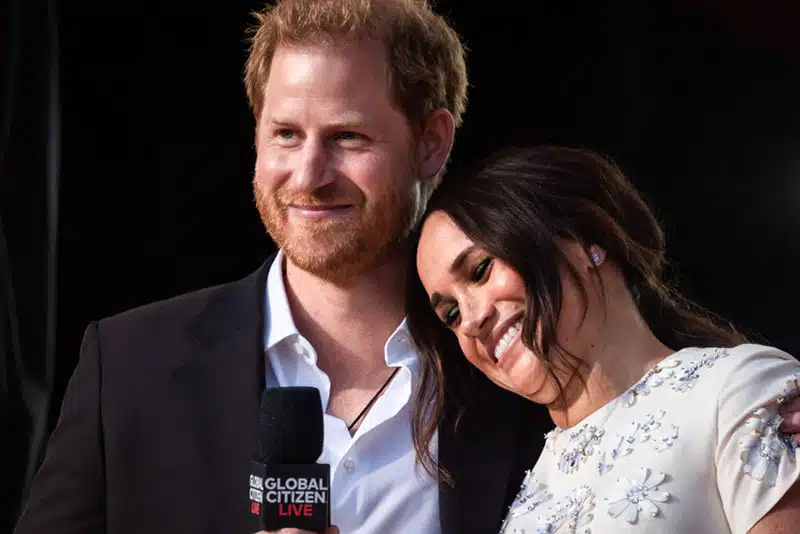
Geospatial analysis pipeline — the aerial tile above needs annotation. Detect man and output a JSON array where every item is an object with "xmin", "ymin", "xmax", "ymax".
[
  {"xmin": 13, "ymin": 2, "xmax": 800, "ymax": 533},
  {"xmin": 14, "ymin": 2, "xmax": 548, "ymax": 533}
]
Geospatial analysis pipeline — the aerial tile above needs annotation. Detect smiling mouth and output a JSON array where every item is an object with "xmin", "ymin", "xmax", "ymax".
[
  {"xmin": 287, "ymin": 205, "xmax": 354, "ymax": 219},
  {"xmin": 494, "ymin": 318, "xmax": 524, "ymax": 362},
  {"xmin": 291, "ymin": 204, "xmax": 351, "ymax": 210}
]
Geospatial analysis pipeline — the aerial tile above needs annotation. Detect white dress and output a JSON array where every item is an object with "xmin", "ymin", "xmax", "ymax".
[{"xmin": 500, "ymin": 344, "xmax": 800, "ymax": 534}]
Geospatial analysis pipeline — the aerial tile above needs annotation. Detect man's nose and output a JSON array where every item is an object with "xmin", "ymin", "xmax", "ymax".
[{"xmin": 291, "ymin": 139, "xmax": 335, "ymax": 192}]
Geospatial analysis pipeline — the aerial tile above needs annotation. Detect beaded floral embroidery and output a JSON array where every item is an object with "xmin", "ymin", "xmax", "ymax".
[
  {"xmin": 597, "ymin": 411, "xmax": 680, "ymax": 474},
  {"xmin": 670, "ymin": 348, "xmax": 730, "ymax": 392},
  {"xmin": 620, "ymin": 358, "xmax": 682, "ymax": 407},
  {"xmin": 739, "ymin": 369, "xmax": 800, "ymax": 486},
  {"xmin": 530, "ymin": 485, "xmax": 596, "ymax": 534},
  {"xmin": 504, "ymin": 471, "xmax": 552, "ymax": 521},
  {"xmin": 605, "ymin": 467, "xmax": 671, "ymax": 523},
  {"xmin": 739, "ymin": 408, "xmax": 793, "ymax": 486},
  {"xmin": 544, "ymin": 428, "xmax": 563, "ymax": 455},
  {"xmin": 557, "ymin": 425, "xmax": 605, "ymax": 475}
]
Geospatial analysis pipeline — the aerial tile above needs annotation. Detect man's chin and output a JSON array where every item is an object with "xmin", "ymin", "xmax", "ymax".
[
  {"xmin": 287, "ymin": 256, "xmax": 365, "ymax": 285},
  {"xmin": 282, "ymin": 237, "xmax": 403, "ymax": 285},
  {"xmin": 282, "ymin": 236, "xmax": 359, "ymax": 273}
]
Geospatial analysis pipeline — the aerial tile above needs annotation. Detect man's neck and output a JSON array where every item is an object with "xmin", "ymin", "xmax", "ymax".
[{"xmin": 283, "ymin": 252, "xmax": 407, "ymax": 380}]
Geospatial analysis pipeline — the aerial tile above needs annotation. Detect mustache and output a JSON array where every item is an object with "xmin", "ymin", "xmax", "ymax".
[
  {"xmin": 275, "ymin": 185, "xmax": 362, "ymax": 207},
  {"xmin": 278, "ymin": 194, "xmax": 357, "ymax": 206}
]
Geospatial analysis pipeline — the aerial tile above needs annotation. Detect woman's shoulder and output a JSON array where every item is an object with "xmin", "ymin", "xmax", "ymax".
[
  {"xmin": 627, "ymin": 344, "xmax": 797, "ymax": 408},
  {"xmin": 690, "ymin": 343, "xmax": 800, "ymax": 534},
  {"xmin": 638, "ymin": 343, "xmax": 800, "ymax": 442},
  {"xmin": 675, "ymin": 343, "xmax": 798, "ymax": 392},
  {"xmin": 723, "ymin": 342, "xmax": 796, "ymax": 361},
  {"xmin": 681, "ymin": 342, "xmax": 795, "ymax": 361}
]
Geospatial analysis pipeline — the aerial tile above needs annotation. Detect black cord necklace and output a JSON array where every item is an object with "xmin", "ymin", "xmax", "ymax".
[{"xmin": 346, "ymin": 367, "xmax": 401, "ymax": 433}]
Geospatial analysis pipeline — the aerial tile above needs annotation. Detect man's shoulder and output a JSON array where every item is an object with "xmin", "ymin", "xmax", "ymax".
[
  {"xmin": 94, "ymin": 259, "xmax": 272, "ymax": 344},
  {"xmin": 101, "ymin": 280, "xmax": 230, "ymax": 328}
]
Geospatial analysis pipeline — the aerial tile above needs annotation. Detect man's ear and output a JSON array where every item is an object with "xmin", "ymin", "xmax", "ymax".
[{"xmin": 417, "ymin": 108, "xmax": 456, "ymax": 180}]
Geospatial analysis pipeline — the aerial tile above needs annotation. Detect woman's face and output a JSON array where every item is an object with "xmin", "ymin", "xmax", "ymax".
[{"xmin": 416, "ymin": 211, "xmax": 598, "ymax": 403}]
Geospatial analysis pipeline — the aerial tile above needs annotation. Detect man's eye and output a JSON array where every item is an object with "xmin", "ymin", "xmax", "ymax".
[
  {"xmin": 276, "ymin": 129, "xmax": 294, "ymax": 139},
  {"xmin": 335, "ymin": 131, "xmax": 365, "ymax": 142}
]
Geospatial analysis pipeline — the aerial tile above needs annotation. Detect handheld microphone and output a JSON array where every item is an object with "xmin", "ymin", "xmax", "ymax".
[{"xmin": 249, "ymin": 387, "xmax": 331, "ymax": 532}]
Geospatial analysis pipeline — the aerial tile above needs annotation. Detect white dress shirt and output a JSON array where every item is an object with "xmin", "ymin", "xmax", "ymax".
[{"xmin": 263, "ymin": 251, "xmax": 440, "ymax": 533}]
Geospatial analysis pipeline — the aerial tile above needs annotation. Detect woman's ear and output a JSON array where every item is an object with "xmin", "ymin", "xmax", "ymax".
[{"xmin": 588, "ymin": 245, "xmax": 606, "ymax": 268}]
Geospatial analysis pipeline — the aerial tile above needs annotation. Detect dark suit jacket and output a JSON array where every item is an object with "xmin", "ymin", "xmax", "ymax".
[{"xmin": 14, "ymin": 258, "xmax": 550, "ymax": 534}]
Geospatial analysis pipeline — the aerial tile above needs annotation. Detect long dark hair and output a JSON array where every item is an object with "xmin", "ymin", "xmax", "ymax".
[{"xmin": 406, "ymin": 145, "xmax": 747, "ymax": 483}]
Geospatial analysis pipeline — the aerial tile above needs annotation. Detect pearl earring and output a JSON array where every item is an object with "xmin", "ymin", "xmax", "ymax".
[{"xmin": 590, "ymin": 251, "xmax": 603, "ymax": 266}]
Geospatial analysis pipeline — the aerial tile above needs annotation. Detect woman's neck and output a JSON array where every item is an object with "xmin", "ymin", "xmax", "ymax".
[{"xmin": 547, "ymin": 295, "xmax": 675, "ymax": 430}]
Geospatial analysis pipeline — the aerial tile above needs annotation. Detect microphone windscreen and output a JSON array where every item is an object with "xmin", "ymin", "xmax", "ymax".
[{"xmin": 258, "ymin": 386, "xmax": 324, "ymax": 464}]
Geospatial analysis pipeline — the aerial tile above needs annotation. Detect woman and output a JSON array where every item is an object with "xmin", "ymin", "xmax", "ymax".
[{"xmin": 406, "ymin": 145, "xmax": 800, "ymax": 533}]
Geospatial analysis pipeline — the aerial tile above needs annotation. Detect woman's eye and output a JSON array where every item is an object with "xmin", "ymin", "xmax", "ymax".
[
  {"xmin": 472, "ymin": 258, "xmax": 492, "ymax": 281},
  {"xmin": 443, "ymin": 305, "xmax": 460, "ymax": 326}
]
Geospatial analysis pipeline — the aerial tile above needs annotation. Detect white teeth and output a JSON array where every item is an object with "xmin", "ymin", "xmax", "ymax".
[{"xmin": 494, "ymin": 320, "xmax": 523, "ymax": 360}]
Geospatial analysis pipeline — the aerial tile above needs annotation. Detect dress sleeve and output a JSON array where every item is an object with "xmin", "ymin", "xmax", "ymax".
[{"xmin": 715, "ymin": 344, "xmax": 800, "ymax": 534}]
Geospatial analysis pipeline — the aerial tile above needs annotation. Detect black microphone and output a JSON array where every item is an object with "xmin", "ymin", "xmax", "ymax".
[{"xmin": 249, "ymin": 387, "xmax": 331, "ymax": 532}]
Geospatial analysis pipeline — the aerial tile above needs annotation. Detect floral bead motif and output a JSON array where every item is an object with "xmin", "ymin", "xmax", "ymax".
[
  {"xmin": 596, "ymin": 411, "xmax": 679, "ymax": 475},
  {"xmin": 544, "ymin": 428, "xmax": 563, "ymax": 455},
  {"xmin": 738, "ymin": 368, "xmax": 800, "ymax": 486},
  {"xmin": 776, "ymin": 369, "xmax": 800, "ymax": 454},
  {"xmin": 620, "ymin": 358, "xmax": 682, "ymax": 407},
  {"xmin": 652, "ymin": 425, "xmax": 680, "ymax": 452},
  {"xmin": 740, "ymin": 407, "xmax": 797, "ymax": 486},
  {"xmin": 533, "ymin": 485, "xmax": 596, "ymax": 534},
  {"xmin": 776, "ymin": 369, "xmax": 800, "ymax": 405},
  {"xmin": 558, "ymin": 426, "xmax": 605, "ymax": 475},
  {"xmin": 504, "ymin": 471, "xmax": 553, "ymax": 522},
  {"xmin": 670, "ymin": 348, "xmax": 730, "ymax": 392},
  {"xmin": 606, "ymin": 467, "xmax": 671, "ymax": 524}
]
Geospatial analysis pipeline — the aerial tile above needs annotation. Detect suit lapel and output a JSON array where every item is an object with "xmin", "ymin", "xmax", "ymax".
[
  {"xmin": 170, "ymin": 258, "xmax": 273, "ymax": 533},
  {"xmin": 438, "ymin": 374, "xmax": 547, "ymax": 534}
]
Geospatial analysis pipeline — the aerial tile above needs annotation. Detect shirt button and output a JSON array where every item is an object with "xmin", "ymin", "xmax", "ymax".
[{"xmin": 342, "ymin": 458, "xmax": 355, "ymax": 473}]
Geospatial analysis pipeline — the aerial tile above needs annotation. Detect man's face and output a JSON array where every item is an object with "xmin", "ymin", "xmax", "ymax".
[{"xmin": 253, "ymin": 40, "xmax": 420, "ymax": 283}]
